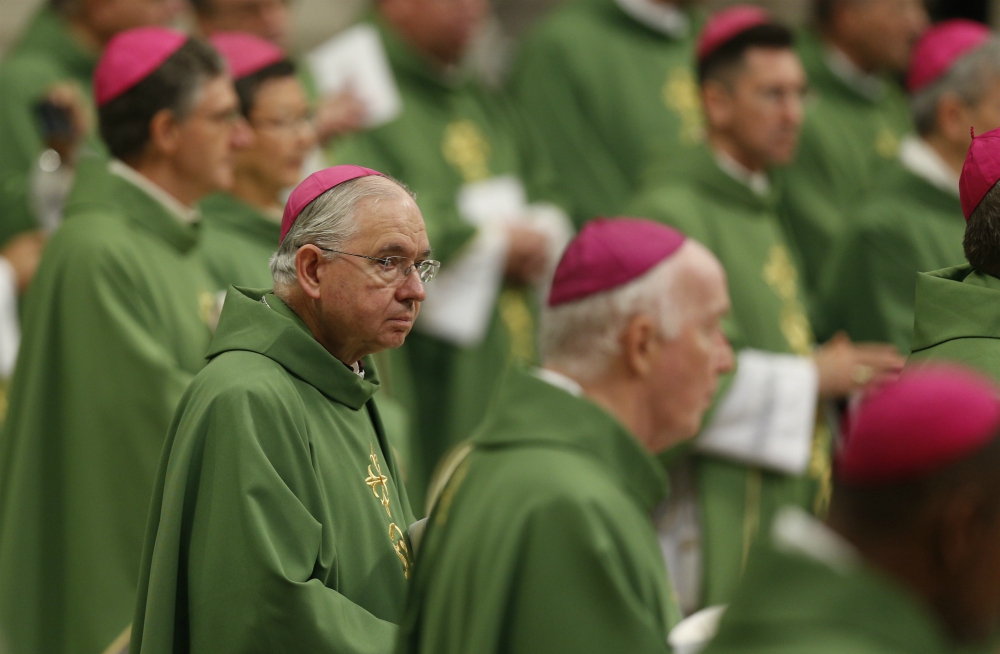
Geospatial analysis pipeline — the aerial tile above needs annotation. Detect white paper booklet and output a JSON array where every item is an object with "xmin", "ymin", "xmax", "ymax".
[{"xmin": 306, "ymin": 24, "xmax": 403, "ymax": 128}]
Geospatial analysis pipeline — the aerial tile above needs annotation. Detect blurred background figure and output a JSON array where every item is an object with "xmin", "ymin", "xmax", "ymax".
[
  {"xmin": 0, "ymin": 28, "xmax": 249, "ymax": 654},
  {"xmin": 910, "ymin": 127, "xmax": 1000, "ymax": 379},
  {"xmin": 333, "ymin": 0, "xmax": 572, "ymax": 515},
  {"xmin": 703, "ymin": 365, "xmax": 1000, "ymax": 653},
  {"xmin": 510, "ymin": 0, "xmax": 704, "ymax": 226},
  {"xmin": 629, "ymin": 6, "xmax": 902, "ymax": 615},
  {"xmin": 819, "ymin": 20, "xmax": 1000, "ymax": 354},
  {"xmin": 780, "ymin": 0, "xmax": 928, "ymax": 296}
]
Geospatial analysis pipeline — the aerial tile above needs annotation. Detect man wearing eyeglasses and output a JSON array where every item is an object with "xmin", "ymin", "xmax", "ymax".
[
  {"xmin": 130, "ymin": 165, "xmax": 436, "ymax": 654},
  {"xmin": 627, "ymin": 7, "xmax": 903, "ymax": 616}
]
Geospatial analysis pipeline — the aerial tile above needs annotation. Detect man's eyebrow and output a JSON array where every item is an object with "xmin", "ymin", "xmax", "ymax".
[{"xmin": 374, "ymin": 243, "xmax": 433, "ymax": 259}]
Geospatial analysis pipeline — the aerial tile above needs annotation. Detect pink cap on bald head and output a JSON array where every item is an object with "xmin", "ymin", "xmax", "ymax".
[
  {"xmin": 210, "ymin": 32, "xmax": 287, "ymax": 80},
  {"xmin": 280, "ymin": 166, "xmax": 384, "ymax": 242},
  {"xmin": 697, "ymin": 5, "xmax": 771, "ymax": 62},
  {"xmin": 547, "ymin": 217, "xmax": 687, "ymax": 307},
  {"xmin": 94, "ymin": 27, "xmax": 188, "ymax": 107},
  {"xmin": 907, "ymin": 19, "xmax": 991, "ymax": 94},
  {"xmin": 960, "ymin": 127, "xmax": 1000, "ymax": 220},
  {"xmin": 836, "ymin": 365, "xmax": 1000, "ymax": 486}
]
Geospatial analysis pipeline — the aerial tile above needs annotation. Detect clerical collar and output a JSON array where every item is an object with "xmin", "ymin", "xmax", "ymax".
[
  {"xmin": 533, "ymin": 367, "xmax": 584, "ymax": 397},
  {"xmin": 824, "ymin": 45, "xmax": 885, "ymax": 101},
  {"xmin": 772, "ymin": 506, "xmax": 860, "ymax": 574},
  {"xmin": 108, "ymin": 159, "xmax": 201, "ymax": 225},
  {"xmin": 899, "ymin": 135, "xmax": 960, "ymax": 197},
  {"xmin": 614, "ymin": 0, "xmax": 689, "ymax": 37},
  {"xmin": 713, "ymin": 148, "xmax": 770, "ymax": 197}
]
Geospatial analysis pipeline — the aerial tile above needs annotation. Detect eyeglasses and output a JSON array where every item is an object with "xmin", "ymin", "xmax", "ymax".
[
  {"xmin": 314, "ymin": 246, "xmax": 441, "ymax": 284},
  {"xmin": 250, "ymin": 113, "xmax": 314, "ymax": 136}
]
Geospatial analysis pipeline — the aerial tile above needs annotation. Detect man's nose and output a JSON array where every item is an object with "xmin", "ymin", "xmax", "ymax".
[
  {"xmin": 231, "ymin": 118, "xmax": 255, "ymax": 150},
  {"xmin": 397, "ymin": 269, "xmax": 427, "ymax": 303},
  {"xmin": 716, "ymin": 333, "xmax": 735, "ymax": 374}
]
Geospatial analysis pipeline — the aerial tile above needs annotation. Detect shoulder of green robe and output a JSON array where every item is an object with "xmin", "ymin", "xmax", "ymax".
[
  {"xmin": 910, "ymin": 265, "xmax": 1000, "ymax": 356},
  {"xmin": 627, "ymin": 183, "xmax": 707, "ymax": 240}
]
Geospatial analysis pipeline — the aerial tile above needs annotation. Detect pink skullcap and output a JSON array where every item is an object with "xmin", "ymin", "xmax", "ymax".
[
  {"xmin": 906, "ymin": 19, "xmax": 991, "ymax": 93},
  {"xmin": 697, "ymin": 5, "xmax": 771, "ymax": 62},
  {"xmin": 94, "ymin": 27, "xmax": 188, "ymax": 106},
  {"xmin": 960, "ymin": 127, "xmax": 1000, "ymax": 220},
  {"xmin": 836, "ymin": 365, "xmax": 1000, "ymax": 486},
  {"xmin": 209, "ymin": 32, "xmax": 287, "ymax": 80},
  {"xmin": 280, "ymin": 166, "xmax": 384, "ymax": 242},
  {"xmin": 547, "ymin": 217, "xmax": 687, "ymax": 307}
]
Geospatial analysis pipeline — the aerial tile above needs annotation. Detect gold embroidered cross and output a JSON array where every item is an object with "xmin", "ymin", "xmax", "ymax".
[{"xmin": 366, "ymin": 444, "xmax": 392, "ymax": 518}]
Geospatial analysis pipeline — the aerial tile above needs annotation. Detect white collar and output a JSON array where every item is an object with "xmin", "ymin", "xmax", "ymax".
[
  {"xmin": 898, "ymin": 135, "xmax": 961, "ymax": 197},
  {"xmin": 350, "ymin": 360, "xmax": 365, "ymax": 379},
  {"xmin": 824, "ymin": 45, "xmax": 885, "ymax": 101},
  {"xmin": 713, "ymin": 148, "xmax": 771, "ymax": 197},
  {"xmin": 614, "ymin": 0, "xmax": 689, "ymax": 37},
  {"xmin": 771, "ymin": 505, "xmax": 860, "ymax": 574},
  {"xmin": 108, "ymin": 159, "xmax": 201, "ymax": 225},
  {"xmin": 534, "ymin": 367, "xmax": 584, "ymax": 397}
]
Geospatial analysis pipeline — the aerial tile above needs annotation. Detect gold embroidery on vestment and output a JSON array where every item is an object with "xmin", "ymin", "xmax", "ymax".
[
  {"xmin": 875, "ymin": 126, "xmax": 900, "ymax": 159},
  {"xmin": 762, "ymin": 244, "xmax": 814, "ymax": 356},
  {"xmin": 442, "ymin": 120, "xmax": 492, "ymax": 183},
  {"xmin": 498, "ymin": 289, "xmax": 536, "ymax": 363},
  {"xmin": 366, "ymin": 444, "xmax": 392, "ymax": 518},
  {"xmin": 662, "ymin": 67, "xmax": 704, "ymax": 145},
  {"xmin": 810, "ymin": 418, "xmax": 833, "ymax": 517},
  {"xmin": 389, "ymin": 522, "xmax": 413, "ymax": 579}
]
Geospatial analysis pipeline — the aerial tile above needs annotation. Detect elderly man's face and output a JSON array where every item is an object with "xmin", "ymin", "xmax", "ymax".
[{"xmin": 313, "ymin": 186, "xmax": 429, "ymax": 360}]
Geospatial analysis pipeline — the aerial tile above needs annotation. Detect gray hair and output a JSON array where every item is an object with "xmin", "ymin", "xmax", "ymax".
[
  {"xmin": 270, "ymin": 175, "xmax": 413, "ymax": 293},
  {"xmin": 912, "ymin": 38, "xmax": 1000, "ymax": 137},
  {"xmin": 540, "ymin": 249, "xmax": 693, "ymax": 383}
]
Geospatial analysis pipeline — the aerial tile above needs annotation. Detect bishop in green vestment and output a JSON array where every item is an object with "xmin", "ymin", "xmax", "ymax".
[
  {"xmin": 510, "ymin": 0, "xmax": 703, "ymax": 225},
  {"xmin": 332, "ymin": 4, "xmax": 570, "ymax": 514},
  {"xmin": 132, "ymin": 165, "xmax": 432, "ymax": 653},
  {"xmin": 780, "ymin": 1, "xmax": 926, "ymax": 293},
  {"xmin": 0, "ymin": 32, "xmax": 246, "ymax": 654},
  {"xmin": 703, "ymin": 367, "xmax": 1000, "ymax": 654},
  {"xmin": 398, "ymin": 217, "xmax": 734, "ymax": 654}
]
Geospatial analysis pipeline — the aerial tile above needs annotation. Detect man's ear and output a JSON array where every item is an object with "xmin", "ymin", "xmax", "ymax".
[
  {"xmin": 147, "ymin": 108, "xmax": 182, "ymax": 159},
  {"xmin": 295, "ymin": 245, "xmax": 326, "ymax": 300},
  {"xmin": 701, "ymin": 81, "xmax": 731, "ymax": 132},
  {"xmin": 935, "ymin": 93, "xmax": 971, "ymax": 147},
  {"xmin": 621, "ymin": 313, "xmax": 658, "ymax": 378},
  {"xmin": 932, "ymin": 488, "xmax": 982, "ymax": 576}
]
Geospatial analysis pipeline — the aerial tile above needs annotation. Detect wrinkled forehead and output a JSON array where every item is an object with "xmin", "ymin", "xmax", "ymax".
[
  {"xmin": 672, "ymin": 242, "xmax": 730, "ymax": 314},
  {"xmin": 351, "ymin": 182, "xmax": 430, "ymax": 255}
]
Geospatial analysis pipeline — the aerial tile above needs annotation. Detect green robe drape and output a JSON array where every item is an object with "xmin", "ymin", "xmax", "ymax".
[
  {"xmin": 907, "ymin": 264, "xmax": 1000, "ymax": 381},
  {"xmin": 398, "ymin": 367, "xmax": 679, "ymax": 654},
  {"xmin": 0, "ymin": 158, "xmax": 217, "ymax": 654},
  {"xmin": 780, "ymin": 31, "xmax": 913, "ymax": 295},
  {"xmin": 331, "ymin": 17, "xmax": 561, "ymax": 514},
  {"xmin": 510, "ymin": 0, "xmax": 703, "ymax": 226},
  {"xmin": 198, "ymin": 192, "xmax": 280, "ymax": 290},
  {"xmin": 817, "ymin": 163, "xmax": 965, "ymax": 353},
  {"xmin": 627, "ymin": 147, "xmax": 826, "ymax": 608},
  {"xmin": 0, "ymin": 8, "xmax": 105, "ymax": 247},
  {"xmin": 131, "ymin": 288, "xmax": 413, "ymax": 653}
]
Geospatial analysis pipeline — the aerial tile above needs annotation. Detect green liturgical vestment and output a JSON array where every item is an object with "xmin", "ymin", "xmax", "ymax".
[
  {"xmin": 907, "ymin": 264, "xmax": 1000, "ymax": 382},
  {"xmin": 627, "ymin": 147, "xmax": 826, "ymax": 609},
  {"xmin": 397, "ymin": 367, "xmax": 680, "ymax": 654},
  {"xmin": 817, "ymin": 161, "xmax": 965, "ymax": 353},
  {"xmin": 703, "ymin": 510, "xmax": 953, "ymax": 654},
  {"xmin": 131, "ymin": 288, "xmax": 413, "ymax": 654},
  {"xmin": 510, "ymin": 0, "xmax": 702, "ymax": 226},
  {"xmin": 0, "ymin": 158, "xmax": 217, "ymax": 654},
  {"xmin": 0, "ymin": 8, "xmax": 105, "ymax": 246},
  {"xmin": 781, "ymin": 32, "xmax": 913, "ymax": 294},
  {"xmin": 332, "ymin": 17, "xmax": 561, "ymax": 514},
  {"xmin": 198, "ymin": 192, "xmax": 280, "ymax": 290}
]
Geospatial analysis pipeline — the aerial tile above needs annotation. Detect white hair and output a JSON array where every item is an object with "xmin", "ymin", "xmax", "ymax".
[
  {"xmin": 270, "ymin": 175, "xmax": 413, "ymax": 294},
  {"xmin": 912, "ymin": 38, "xmax": 1000, "ymax": 137},
  {"xmin": 540, "ymin": 241, "xmax": 711, "ymax": 383}
]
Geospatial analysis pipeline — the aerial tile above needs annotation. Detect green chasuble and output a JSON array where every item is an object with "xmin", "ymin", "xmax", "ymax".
[
  {"xmin": 816, "ymin": 161, "xmax": 965, "ymax": 353},
  {"xmin": 703, "ymin": 511, "xmax": 952, "ymax": 654},
  {"xmin": 198, "ymin": 192, "xmax": 280, "ymax": 290},
  {"xmin": 780, "ymin": 31, "xmax": 913, "ymax": 295},
  {"xmin": 907, "ymin": 264, "xmax": 1000, "ymax": 382},
  {"xmin": 0, "ymin": 157, "xmax": 217, "ymax": 654},
  {"xmin": 510, "ymin": 0, "xmax": 703, "ymax": 226},
  {"xmin": 0, "ymin": 8, "xmax": 105, "ymax": 246},
  {"xmin": 627, "ymin": 147, "xmax": 827, "ymax": 609},
  {"xmin": 331, "ymin": 17, "xmax": 562, "ymax": 515},
  {"xmin": 397, "ymin": 367, "xmax": 679, "ymax": 654},
  {"xmin": 131, "ymin": 288, "xmax": 413, "ymax": 653}
]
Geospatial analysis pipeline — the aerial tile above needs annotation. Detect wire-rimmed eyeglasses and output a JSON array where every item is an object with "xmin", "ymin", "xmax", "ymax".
[{"xmin": 312, "ymin": 246, "xmax": 441, "ymax": 284}]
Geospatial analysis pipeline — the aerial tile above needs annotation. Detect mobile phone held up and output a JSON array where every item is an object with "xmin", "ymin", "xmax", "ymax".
[{"xmin": 33, "ymin": 100, "xmax": 75, "ymax": 155}]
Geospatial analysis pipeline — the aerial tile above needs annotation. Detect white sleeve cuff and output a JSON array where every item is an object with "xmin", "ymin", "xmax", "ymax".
[
  {"xmin": 413, "ymin": 225, "xmax": 509, "ymax": 346},
  {"xmin": 695, "ymin": 349, "xmax": 819, "ymax": 475},
  {"xmin": 0, "ymin": 258, "xmax": 21, "ymax": 379}
]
